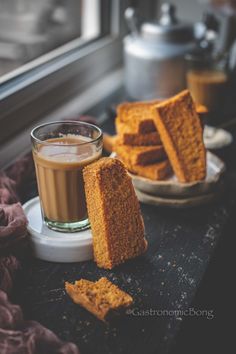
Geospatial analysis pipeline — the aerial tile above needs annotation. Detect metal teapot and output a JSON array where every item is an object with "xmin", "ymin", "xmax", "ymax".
[{"xmin": 124, "ymin": 3, "xmax": 197, "ymax": 100}]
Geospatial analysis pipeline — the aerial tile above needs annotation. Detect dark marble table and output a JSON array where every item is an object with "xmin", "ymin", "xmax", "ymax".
[{"xmin": 15, "ymin": 91, "xmax": 236, "ymax": 354}]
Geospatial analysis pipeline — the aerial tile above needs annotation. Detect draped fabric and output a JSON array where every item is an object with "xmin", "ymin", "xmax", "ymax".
[
  {"xmin": 0, "ymin": 290, "xmax": 78, "ymax": 354},
  {"xmin": 0, "ymin": 154, "xmax": 79, "ymax": 354}
]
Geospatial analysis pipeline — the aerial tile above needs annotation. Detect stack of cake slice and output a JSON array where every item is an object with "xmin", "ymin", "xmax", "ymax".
[
  {"xmin": 115, "ymin": 100, "xmax": 172, "ymax": 181},
  {"xmin": 114, "ymin": 90, "xmax": 207, "ymax": 183}
]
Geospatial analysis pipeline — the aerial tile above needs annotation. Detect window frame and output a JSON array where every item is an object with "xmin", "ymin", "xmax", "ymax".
[{"xmin": 0, "ymin": 0, "xmax": 156, "ymax": 160}]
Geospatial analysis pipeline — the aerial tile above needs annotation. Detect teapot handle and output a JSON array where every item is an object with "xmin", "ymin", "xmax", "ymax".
[
  {"xmin": 159, "ymin": 3, "xmax": 178, "ymax": 26},
  {"xmin": 124, "ymin": 7, "xmax": 139, "ymax": 36}
]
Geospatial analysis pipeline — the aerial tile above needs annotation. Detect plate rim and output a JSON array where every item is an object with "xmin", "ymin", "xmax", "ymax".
[
  {"xmin": 111, "ymin": 151, "xmax": 225, "ymax": 188},
  {"xmin": 135, "ymin": 187, "xmax": 223, "ymax": 208},
  {"xmin": 129, "ymin": 151, "xmax": 225, "ymax": 187}
]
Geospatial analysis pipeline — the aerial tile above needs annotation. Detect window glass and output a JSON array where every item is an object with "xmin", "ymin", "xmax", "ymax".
[{"xmin": 0, "ymin": 0, "xmax": 101, "ymax": 77}]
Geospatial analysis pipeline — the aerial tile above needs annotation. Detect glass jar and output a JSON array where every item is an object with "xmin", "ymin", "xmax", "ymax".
[{"xmin": 186, "ymin": 53, "xmax": 228, "ymax": 114}]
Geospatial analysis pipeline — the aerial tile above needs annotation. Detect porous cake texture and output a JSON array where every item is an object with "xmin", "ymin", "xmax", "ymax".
[
  {"xmin": 65, "ymin": 277, "xmax": 133, "ymax": 321},
  {"xmin": 115, "ymin": 144, "xmax": 166, "ymax": 166},
  {"xmin": 118, "ymin": 156, "xmax": 172, "ymax": 181},
  {"xmin": 83, "ymin": 157, "xmax": 147, "ymax": 269},
  {"xmin": 152, "ymin": 90, "xmax": 206, "ymax": 183},
  {"xmin": 116, "ymin": 101, "xmax": 207, "ymax": 136},
  {"xmin": 117, "ymin": 131, "xmax": 161, "ymax": 146},
  {"xmin": 117, "ymin": 101, "xmax": 160, "ymax": 134}
]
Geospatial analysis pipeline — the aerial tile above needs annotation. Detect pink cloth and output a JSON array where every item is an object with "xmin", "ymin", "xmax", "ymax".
[
  {"xmin": 6, "ymin": 153, "xmax": 35, "ymax": 190},
  {"xmin": 0, "ymin": 155, "xmax": 80, "ymax": 354},
  {"xmin": 0, "ymin": 256, "xmax": 20, "ymax": 294},
  {"xmin": 0, "ymin": 290, "xmax": 79, "ymax": 354},
  {"xmin": 0, "ymin": 203, "xmax": 28, "ymax": 252},
  {"xmin": 0, "ymin": 173, "xmax": 18, "ymax": 204}
]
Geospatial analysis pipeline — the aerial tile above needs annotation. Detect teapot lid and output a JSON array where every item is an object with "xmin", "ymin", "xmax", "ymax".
[{"xmin": 141, "ymin": 3, "xmax": 194, "ymax": 43}]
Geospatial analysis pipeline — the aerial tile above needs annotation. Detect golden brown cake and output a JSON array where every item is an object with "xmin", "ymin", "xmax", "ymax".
[
  {"xmin": 103, "ymin": 133, "xmax": 118, "ymax": 153},
  {"xmin": 116, "ymin": 101, "xmax": 206, "ymax": 136},
  {"xmin": 65, "ymin": 277, "xmax": 133, "ymax": 321},
  {"xmin": 196, "ymin": 103, "xmax": 208, "ymax": 115},
  {"xmin": 83, "ymin": 157, "xmax": 147, "ymax": 269},
  {"xmin": 152, "ymin": 90, "xmax": 206, "ymax": 183},
  {"xmin": 115, "ymin": 144, "xmax": 166, "ymax": 166},
  {"xmin": 116, "ymin": 115, "xmax": 156, "ymax": 135},
  {"xmin": 117, "ymin": 100, "xmax": 160, "ymax": 134},
  {"xmin": 195, "ymin": 103, "xmax": 208, "ymax": 126},
  {"xmin": 117, "ymin": 131, "xmax": 161, "ymax": 146},
  {"xmin": 119, "ymin": 156, "xmax": 172, "ymax": 180}
]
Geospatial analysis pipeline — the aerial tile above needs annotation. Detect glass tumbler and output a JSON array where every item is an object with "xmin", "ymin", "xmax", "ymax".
[
  {"xmin": 186, "ymin": 54, "xmax": 228, "ymax": 115},
  {"xmin": 31, "ymin": 121, "xmax": 103, "ymax": 232}
]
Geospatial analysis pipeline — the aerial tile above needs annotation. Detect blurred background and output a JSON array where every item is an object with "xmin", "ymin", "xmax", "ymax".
[
  {"xmin": 1, "ymin": 0, "xmax": 236, "ymax": 78},
  {"xmin": 1, "ymin": 0, "xmax": 236, "ymax": 158},
  {"xmin": 0, "ymin": 0, "xmax": 100, "ymax": 77},
  {"xmin": 2, "ymin": 0, "xmax": 236, "ymax": 84}
]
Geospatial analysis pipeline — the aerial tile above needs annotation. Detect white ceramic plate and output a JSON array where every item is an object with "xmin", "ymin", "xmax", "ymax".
[
  {"xmin": 135, "ymin": 186, "xmax": 224, "ymax": 208},
  {"xmin": 204, "ymin": 125, "xmax": 233, "ymax": 150},
  {"xmin": 112, "ymin": 151, "xmax": 225, "ymax": 198}
]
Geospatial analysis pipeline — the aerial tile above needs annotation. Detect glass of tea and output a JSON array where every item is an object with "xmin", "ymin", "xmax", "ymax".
[
  {"xmin": 186, "ymin": 54, "xmax": 228, "ymax": 115},
  {"xmin": 31, "ymin": 121, "xmax": 103, "ymax": 232}
]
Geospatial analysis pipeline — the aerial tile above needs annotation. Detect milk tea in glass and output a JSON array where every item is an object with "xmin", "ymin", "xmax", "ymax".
[
  {"xmin": 186, "ymin": 54, "xmax": 228, "ymax": 115},
  {"xmin": 31, "ymin": 121, "xmax": 102, "ymax": 232}
]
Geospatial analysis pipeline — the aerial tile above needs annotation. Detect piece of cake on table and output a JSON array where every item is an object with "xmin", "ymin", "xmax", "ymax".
[
  {"xmin": 65, "ymin": 277, "xmax": 133, "ymax": 321},
  {"xmin": 83, "ymin": 157, "xmax": 147, "ymax": 269}
]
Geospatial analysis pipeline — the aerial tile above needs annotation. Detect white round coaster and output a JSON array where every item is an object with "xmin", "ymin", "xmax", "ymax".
[{"xmin": 23, "ymin": 196, "xmax": 93, "ymax": 263}]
